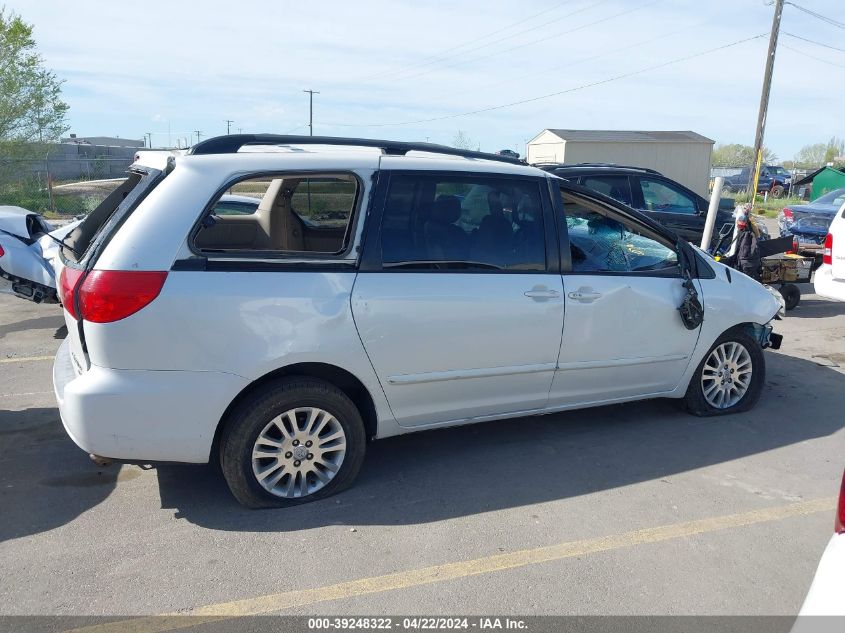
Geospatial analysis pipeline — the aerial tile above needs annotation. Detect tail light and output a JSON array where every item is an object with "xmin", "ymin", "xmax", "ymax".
[
  {"xmin": 78, "ymin": 270, "xmax": 168, "ymax": 323},
  {"xmin": 0, "ymin": 244, "xmax": 4, "ymax": 257},
  {"xmin": 836, "ymin": 470, "xmax": 845, "ymax": 534},
  {"xmin": 58, "ymin": 267, "xmax": 85, "ymax": 319},
  {"xmin": 823, "ymin": 233, "xmax": 833, "ymax": 266},
  {"xmin": 786, "ymin": 237, "xmax": 798, "ymax": 254},
  {"xmin": 782, "ymin": 208, "xmax": 794, "ymax": 221}
]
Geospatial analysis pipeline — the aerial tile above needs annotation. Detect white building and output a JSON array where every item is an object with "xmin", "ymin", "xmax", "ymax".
[{"xmin": 526, "ymin": 129, "xmax": 714, "ymax": 197}]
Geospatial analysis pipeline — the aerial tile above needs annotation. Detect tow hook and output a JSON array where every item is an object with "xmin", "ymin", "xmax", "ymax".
[{"xmin": 89, "ymin": 454, "xmax": 113, "ymax": 467}]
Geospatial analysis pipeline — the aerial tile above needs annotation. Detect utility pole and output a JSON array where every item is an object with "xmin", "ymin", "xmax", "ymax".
[
  {"xmin": 194, "ymin": 130, "xmax": 203, "ymax": 143},
  {"xmin": 303, "ymin": 89, "xmax": 320, "ymax": 136},
  {"xmin": 225, "ymin": 119, "xmax": 234, "ymax": 134},
  {"xmin": 749, "ymin": 0, "xmax": 784, "ymax": 200}
]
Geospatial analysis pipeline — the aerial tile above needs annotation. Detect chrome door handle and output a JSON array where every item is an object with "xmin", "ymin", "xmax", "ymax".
[
  {"xmin": 568, "ymin": 291, "xmax": 602, "ymax": 302},
  {"xmin": 524, "ymin": 289, "xmax": 560, "ymax": 299}
]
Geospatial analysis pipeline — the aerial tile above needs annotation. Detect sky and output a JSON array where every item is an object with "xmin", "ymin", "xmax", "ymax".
[{"xmin": 10, "ymin": 0, "xmax": 845, "ymax": 161}]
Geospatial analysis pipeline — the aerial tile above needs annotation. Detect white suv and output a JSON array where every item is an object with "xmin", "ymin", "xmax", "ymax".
[{"xmin": 52, "ymin": 135, "xmax": 783, "ymax": 508}]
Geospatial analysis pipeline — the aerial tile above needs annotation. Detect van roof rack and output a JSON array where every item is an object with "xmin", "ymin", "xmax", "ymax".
[
  {"xmin": 188, "ymin": 134, "xmax": 524, "ymax": 165},
  {"xmin": 543, "ymin": 162, "xmax": 662, "ymax": 175}
]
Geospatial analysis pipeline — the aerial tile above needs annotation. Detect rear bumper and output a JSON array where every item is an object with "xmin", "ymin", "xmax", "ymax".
[
  {"xmin": 780, "ymin": 228, "xmax": 826, "ymax": 248},
  {"xmin": 53, "ymin": 338, "xmax": 250, "ymax": 463},
  {"xmin": 814, "ymin": 265, "xmax": 845, "ymax": 303}
]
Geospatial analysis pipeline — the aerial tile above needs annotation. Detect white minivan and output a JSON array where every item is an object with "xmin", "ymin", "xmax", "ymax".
[{"xmin": 52, "ymin": 135, "xmax": 783, "ymax": 507}]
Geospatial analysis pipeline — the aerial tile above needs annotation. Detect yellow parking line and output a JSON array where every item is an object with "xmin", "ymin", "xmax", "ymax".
[
  {"xmin": 64, "ymin": 496, "xmax": 835, "ymax": 633},
  {"xmin": 0, "ymin": 355, "xmax": 54, "ymax": 364}
]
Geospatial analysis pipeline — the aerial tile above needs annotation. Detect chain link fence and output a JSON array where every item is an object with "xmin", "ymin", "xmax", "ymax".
[{"xmin": 0, "ymin": 157, "xmax": 130, "ymax": 217}]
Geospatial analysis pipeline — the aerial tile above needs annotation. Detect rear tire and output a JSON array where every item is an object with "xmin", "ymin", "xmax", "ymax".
[
  {"xmin": 771, "ymin": 184, "xmax": 785, "ymax": 199},
  {"xmin": 220, "ymin": 377, "xmax": 366, "ymax": 508},
  {"xmin": 682, "ymin": 329, "xmax": 765, "ymax": 416}
]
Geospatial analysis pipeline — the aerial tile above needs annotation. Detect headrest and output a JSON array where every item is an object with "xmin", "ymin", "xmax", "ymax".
[
  {"xmin": 431, "ymin": 195, "xmax": 462, "ymax": 224},
  {"xmin": 517, "ymin": 194, "xmax": 538, "ymax": 219}
]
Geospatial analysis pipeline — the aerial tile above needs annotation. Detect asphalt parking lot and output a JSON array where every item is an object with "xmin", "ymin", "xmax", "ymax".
[{"xmin": 1, "ymin": 282, "xmax": 844, "ymax": 622}]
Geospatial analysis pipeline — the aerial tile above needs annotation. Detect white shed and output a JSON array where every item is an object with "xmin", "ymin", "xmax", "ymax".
[{"xmin": 526, "ymin": 129, "xmax": 715, "ymax": 197}]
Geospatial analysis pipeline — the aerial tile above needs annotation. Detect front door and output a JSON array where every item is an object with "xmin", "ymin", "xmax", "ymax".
[
  {"xmin": 549, "ymin": 189, "xmax": 702, "ymax": 406},
  {"xmin": 352, "ymin": 171, "xmax": 564, "ymax": 427}
]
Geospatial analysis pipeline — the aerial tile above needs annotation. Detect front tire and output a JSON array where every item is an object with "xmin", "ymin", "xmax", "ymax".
[
  {"xmin": 682, "ymin": 330, "xmax": 765, "ymax": 416},
  {"xmin": 771, "ymin": 184, "xmax": 785, "ymax": 199},
  {"xmin": 220, "ymin": 377, "xmax": 366, "ymax": 508}
]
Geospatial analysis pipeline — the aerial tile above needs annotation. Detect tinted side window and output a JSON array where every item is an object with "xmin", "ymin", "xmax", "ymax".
[
  {"xmin": 582, "ymin": 176, "xmax": 633, "ymax": 207},
  {"xmin": 380, "ymin": 175, "xmax": 545, "ymax": 271},
  {"xmin": 638, "ymin": 178, "xmax": 697, "ymax": 214},
  {"xmin": 562, "ymin": 192, "xmax": 678, "ymax": 274}
]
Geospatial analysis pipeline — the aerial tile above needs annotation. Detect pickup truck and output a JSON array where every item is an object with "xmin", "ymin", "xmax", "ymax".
[{"xmin": 723, "ymin": 165, "xmax": 792, "ymax": 198}]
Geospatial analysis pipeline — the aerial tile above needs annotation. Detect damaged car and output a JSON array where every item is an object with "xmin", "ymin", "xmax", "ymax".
[
  {"xmin": 0, "ymin": 205, "xmax": 80, "ymax": 303},
  {"xmin": 52, "ymin": 135, "xmax": 783, "ymax": 508}
]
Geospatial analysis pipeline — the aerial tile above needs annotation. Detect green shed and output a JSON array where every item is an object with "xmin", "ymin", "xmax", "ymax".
[{"xmin": 794, "ymin": 166, "xmax": 845, "ymax": 199}]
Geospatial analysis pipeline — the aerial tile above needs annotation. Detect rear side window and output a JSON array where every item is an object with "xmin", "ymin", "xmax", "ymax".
[
  {"xmin": 61, "ymin": 170, "xmax": 159, "ymax": 264},
  {"xmin": 194, "ymin": 173, "xmax": 359, "ymax": 256},
  {"xmin": 379, "ymin": 174, "xmax": 545, "ymax": 271},
  {"xmin": 291, "ymin": 179, "xmax": 357, "ymax": 228},
  {"xmin": 212, "ymin": 199, "xmax": 259, "ymax": 216},
  {"xmin": 582, "ymin": 176, "xmax": 634, "ymax": 207}
]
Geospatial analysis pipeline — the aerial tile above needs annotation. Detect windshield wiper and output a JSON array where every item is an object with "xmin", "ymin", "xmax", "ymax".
[
  {"xmin": 45, "ymin": 232, "xmax": 81, "ymax": 257},
  {"xmin": 383, "ymin": 260, "xmax": 504, "ymax": 271}
]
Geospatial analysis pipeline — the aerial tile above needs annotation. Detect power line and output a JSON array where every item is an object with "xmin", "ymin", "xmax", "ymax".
[
  {"xmin": 784, "ymin": 31, "xmax": 845, "ymax": 54},
  {"xmin": 385, "ymin": 0, "xmax": 610, "ymax": 81},
  {"xmin": 395, "ymin": 0, "xmax": 655, "ymax": 83},
  {"xmin": 785, "ymin": 2, "xmax": 845, "ymax": 30},
  {"xmin": 781, "ymin": 42, "xmax": 845, "ymax": 69},
  {"xmin": 449, "ymin": 17, "xmax": 709, "ymax": 100},
  {"xmin": 357, "ymin": 0, "xmax": 578, "ymax": 82},
  {"xmin": 328, "ymin": 33, "xmax": 765, "ymax": 128}
]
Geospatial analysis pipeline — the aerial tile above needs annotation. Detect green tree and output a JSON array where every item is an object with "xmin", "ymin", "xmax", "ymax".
[
  {"xmin": 711, "ymin": 143, "xmax": 776, "ymax": 167},
  {"xmin": 823, "ymin": 136, "xmax": 844, "ymax": 164},
  {"xmin": 793, "ymin": 139, "xmax": 844, "ymax": 169},
  {"xmin": 0, "ymin": 8, "xmax": 69, "ymax": 145},
  {"xmin": 453, "ymin": 130, "xmax": 480, "ymax": 151}
]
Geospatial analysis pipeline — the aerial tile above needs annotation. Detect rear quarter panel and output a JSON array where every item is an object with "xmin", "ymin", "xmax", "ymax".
[{"xmin": 82, "ymin": 269, "xmax": 395, "ymax": 433}]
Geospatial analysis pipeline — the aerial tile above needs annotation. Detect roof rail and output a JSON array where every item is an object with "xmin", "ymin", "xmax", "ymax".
[
  {"xmin": 562, "ymin": 162, "xmax": 663, "ymax": 175},
  {"xmin": 188, "ymin": 134, "xmax": 524, "ymax": 165}
]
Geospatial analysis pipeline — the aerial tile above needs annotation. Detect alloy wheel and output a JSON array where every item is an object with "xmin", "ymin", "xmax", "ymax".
[
  {"xmin": 701, "ymin": 341, "xmax": 753, "ymax": 409},
  {"xmin": 251, "ymin": 407, "xmax": 347, "ymax": 498}
]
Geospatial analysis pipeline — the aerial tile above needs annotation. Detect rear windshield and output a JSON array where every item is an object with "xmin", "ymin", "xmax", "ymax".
[{"xmin": 61, "ymin": 168, "xmax": 163, "ymax": 265}]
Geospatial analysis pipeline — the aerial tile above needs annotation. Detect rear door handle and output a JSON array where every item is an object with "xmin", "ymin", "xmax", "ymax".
[
  {"xmin": 568, "ymin": 290, "xmax": 602, "ymax": 303},
  {"xmin": 524, "ymin": 287, "xmax": 560, "ymax": 300}
]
